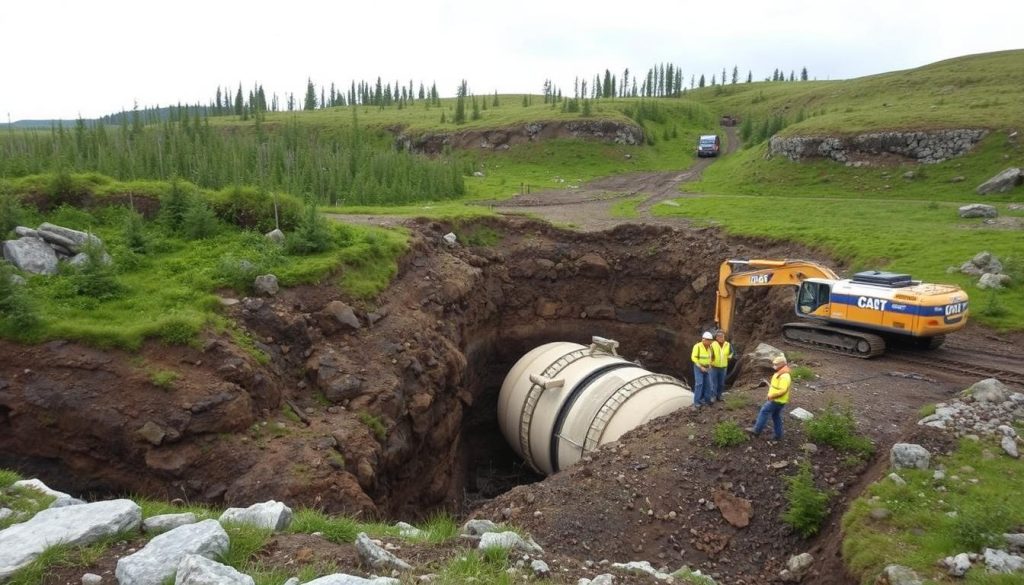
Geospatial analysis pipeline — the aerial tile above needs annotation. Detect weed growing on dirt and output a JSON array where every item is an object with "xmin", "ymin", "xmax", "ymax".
[
  {"xmin": 149, "ymin": 370, "xmax": 178, "ymax": 390},
  {"xmin": 458, "ymin": 224, "xmax": 502, "ymax": 247},
  {"xmin": 782, "ymin": 460, "xmax": 830, "ymax": 538},
  {"xmin": 713, "ymin": 421, "xmax": 749, "ymax": 447},
  {"xmin": 610, "ymin": 196, "xmax": 644, "ymax": 219},
  {"xmin": 980, "ymin": 289, "xmax": 1007, "ymax": 318},
  {"xmin": 435, "ymin": 548, "xmax": 519, "ymax": 585},
  {"xmin": 789, "ymin": 365, "xmax": 815, "ymax": 381},
  {"xmin": 803, "ymin": 404, "xmax": 874, "ymax": 459},
  {"xmin": 218, "ymin": 523, "xmax": 273, "ymax": 569},
  {"xmin": 359, "ymin": 412, "xmax": 388, "ymax": 441},
  {"xmin": 917, "ymin": 403, "xmax": 937, "ymax": 418},
  {"xmin": 672, "ymin": 567, "xmax": 717, "ymax": 585}
]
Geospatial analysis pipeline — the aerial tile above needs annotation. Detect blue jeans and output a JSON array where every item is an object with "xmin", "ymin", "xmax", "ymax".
[
  {"xmin": 710, "ymin": 367, "xmax": 727, "ymax": 401},
  {"xmin": 692, "ymin": 365, "xmax": 712, "ymax": 406},
  {"xmin": 754, "ymin": 401, "xmax": 786, "ymax": 439}
]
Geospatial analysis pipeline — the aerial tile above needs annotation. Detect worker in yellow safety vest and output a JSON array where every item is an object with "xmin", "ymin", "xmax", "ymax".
[
  {"xmin": 710, "ymin": 330, "xmax": 734, "ymax": 403},
  {"xmin": 690, "ymin": 331, "xmax": 714, "ymax": 408},
  {"xmin": 748, "ymin": 354, "xmax": 791, "ymax": 440}
]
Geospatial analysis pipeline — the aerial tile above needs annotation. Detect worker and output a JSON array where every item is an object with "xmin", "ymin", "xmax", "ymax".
[
  {"xmin": 710, "ymin": 330, "xmax": 733, "ymax": 402},
  {"xmin": 748, "ymin": 354, "xmax": 791, "ymax": 440},
  {"xmin": 691, "ymin": 331, "xmax": 714, "ymax": 408}
]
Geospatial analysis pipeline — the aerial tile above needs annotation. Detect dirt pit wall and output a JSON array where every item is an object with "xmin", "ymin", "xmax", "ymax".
[{"xmin": 0, "ymin": 218, "xmax": 816, "ymax": 518}]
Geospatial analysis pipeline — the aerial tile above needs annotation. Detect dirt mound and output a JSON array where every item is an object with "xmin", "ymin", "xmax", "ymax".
[{"xmin": 396, "ymin": 119, "xmax": 644, "ymax": 155}]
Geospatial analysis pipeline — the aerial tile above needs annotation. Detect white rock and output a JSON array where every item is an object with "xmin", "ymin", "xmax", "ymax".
[
  {"xmin": 253, "ymin": 274, "xmax": 279, "ymax": 296},
  {"xmin": 0, "ymin": 499, "xmax": 141, "ymax": 581},
  {"xmin": 461, "ymin": 518, "xmax": 499, "ymax": 537},
  {"xmin": 218, "ymin": 500, "xmax": 292, "ymax": 531},
  {"xmin": 478, "ymin": 531, "xmax": 543, "ymax": 554},
  {"xmin": 303, "ymin": 575, "xmax": 400, "ymax": 585},
  {"xmin": 887, "ymin": 473, "xmax": 907, "ymax": 486},
  {"xmin": 175, "ymin": 554, "xmax": 254, "ymax": 585},
  {"xmin": 879, "ymin": 565, "xmax": 923, "ymax": 585},
  {"xmin": 966, "ymin": 379, "xmax": 1010, "ymax": 404},
  {"xmin": 610, "ymin": 561, "xmax": 672, "ymax": 581},
  {"xmin": 395, "ymin": 521, "xmax": 425, "ymax": 539},
  {"xmin": 983, "ymin": 548, "xmax": 1024, "ymax": 574},
  {"xmin": 115, "ymin": 519, "xmax": 229, "ymax": 585},
  {"xmin": 586, "ymin": 576, "xmax": 615, "ymax": 585},
  {"xmin": 1002, "ymin": 436, "xmax": 1020, "ymax": 459},
  {"xmin": 143, "ymin": 513, "xmax": 198, "ymax": 534},
  {"xmin": 82, "ymin": 573, "xmax": 103, "ymax": 585},
  {"xmin": 0, "ymin": 508, "xmax": 13, "ymax": 522},
  {"xmin": 890, "ymin": 443, "xmax": 931, "ymax": 470},
  {"xmin": 786, "ymin": 552, "xmax": 814, "ymax": 576},
  {"xmin": 354, "ymin": 532, "xmax": 412, "ymax": 571},
  {"xmin": 12, "ymin": 478, "xmax": 86, "ymax": 507},
  {"xmin": 531, "ymin": 559, "xmax": 551, "ymax": 577},
  {"xmin": 944, "ymin": 553, "xmax": 971, "ymax": 577},
  {"xmin": 789, "ymin": 407, "xmax": 814, "ymax": 421},
  {"xmin": 442, "ymin": 232, "xmax": 457, "ymax": 247},
  {"xmin": 1005, "ymin": 533, "xmax": 1024, "ymax": 550}
]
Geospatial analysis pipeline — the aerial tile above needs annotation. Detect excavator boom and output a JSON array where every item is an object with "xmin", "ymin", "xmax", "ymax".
[{"xmin": 715, "ymin": 259, "xmax": 840, "ymax": 335}]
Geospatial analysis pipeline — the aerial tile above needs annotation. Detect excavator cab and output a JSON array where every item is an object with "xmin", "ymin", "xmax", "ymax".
[{"xmin": 797, "ymin": 280, "xmax": 832, "ymax": 317}]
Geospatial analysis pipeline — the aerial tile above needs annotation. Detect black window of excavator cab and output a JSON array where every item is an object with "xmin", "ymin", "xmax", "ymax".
[{"xmin": 798, "ymin": 282, "xmax": 830, "ymax": 314}]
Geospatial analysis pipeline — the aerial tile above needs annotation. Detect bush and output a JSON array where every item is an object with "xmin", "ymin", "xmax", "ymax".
[
  {"xmin": 0, "ymin": 265, "xmax": 41, "ymax": 341},
  {"xmin": 209, "ymin": 186, "xmax": 302, "ymax": 232},
  {"xmin": 803, "ymin": 404, "xmax": 874, "ymax": 458},
  {"xmin": 782, "ymin": 461, "xmax": 830, "ymax": 537},
  {"xmin": 0, "ymin": 193, "xmax": 26, "ymax": 237},
  {"xmin": 952, "ymin": 503, "xmax": 1008, "ymax": 550},
  {"xmin": 713, "ymin": 421, "xmax": 749, "ymax": 447},
  {"xmin": 790, "ymin": 365, "xmax": 815, "ymax": 381},
  {"xmin": 122, "ymin": 209, "xmax": 147, "ymax": 253},
  {"xmin": 181, "ymin": 200, "xmax": 220, "ymax": 240},
  {"xmin": 67, "ymin": 240, "xmax": 123, "ymax": 301},
  {"xmin": 286, "ymin": 204, "xmax": 335, "ymax": 255},
  {"xmin": 160, "ymin": 178, "xmax": 192, "ymax": 231}
]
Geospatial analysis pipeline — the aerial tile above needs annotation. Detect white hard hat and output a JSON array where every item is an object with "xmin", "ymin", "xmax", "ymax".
[
  {"xmin": 702, "ymin": 331, "xmax": 713, "ymax": 340},
  {"xmin": 772, "ymin": 355, "xmax": 788, "ymax": 367}
]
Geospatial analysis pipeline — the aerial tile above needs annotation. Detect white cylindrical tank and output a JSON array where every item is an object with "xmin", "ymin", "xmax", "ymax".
[{"xmin": 498, "ymin": 337, "xmax": 693, "ymax": 475}]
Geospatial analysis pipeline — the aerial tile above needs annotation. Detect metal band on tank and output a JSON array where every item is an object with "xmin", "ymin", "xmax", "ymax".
[
  {"xmin": 548, "ymin": 362, "xmax": 634, "ymax": 474},
  {"xmin": 582, "ymin": 374, "xmax": 684, "ymax": 452},
  {"xmin": 516, "ymin": 347, "xmax": 596, "ymax": 472}
]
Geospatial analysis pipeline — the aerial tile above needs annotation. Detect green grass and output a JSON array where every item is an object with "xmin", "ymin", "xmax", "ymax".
[
  {"xmin": 322, "ymin": 201, "xmax": 498, "ymax": 220},
  {"xmin": 722, "ymin": 392, "xmax": 754, "ymax": 411},
  {"xmin": 1, "ymin": 198, "xmax": 408, "ymax": 348},
  {"xmin": 918, "ymin": 403, "xmax": 937, "ymax": 418},
  {"xmin": 842, "ymin": 437, "xmax": 1024, "ymax": 584},
  {"xmin": 789, "ymin": 365, "xmax": 815, "ymax": 381},
  {"xmin": 653, "ymin": 195, "xmax": 1024, "ymax": 329},
  {"xmin": 694, "ymin": 50, "xmax": 1024, "ymax": 134},
  {"xmin": 149, "ymin": 370, "xmax": 178, "ymax": 390},
  {"xmin": 0, "ymin": 469, "xmax": 22, "ymax": 488},
  {"xmin": 803, "ymin": 404, "xmax": 875, "ymax": 459},
  {"xmin": 610, "ymin": 196, "xmax": 645, "ymax": 219},
  {"xmin": 218, "ymin": 523, "xmax": 274, "ymax": 570},
  {"xmin": 135, "ymin": 497, "xmax": 217, "ymax": 521},
  {"xmin": 0, "ymin": 480, "xmax": 56, "ymax": 530},
  {"xmin": 358, "ymin": 412, "xmax": 387, "ymax": 441},
  {"xmin": 288, "ymin": 508, "xmax": 400, "ymax": 544}
]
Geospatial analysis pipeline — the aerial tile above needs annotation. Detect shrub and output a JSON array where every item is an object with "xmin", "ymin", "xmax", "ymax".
[
  {"xmin": 790, "ymin": 365, "xmax": 815, "ymax": 381},
  {"xmin": 149, "ymin": 370, "xmax": 178, "ymax": 390},
  {"xmin": 713, "ymin": 421, "xmax": 749, "ymax": 447},
  {"xmin": 0, "ymin": 265, "xmax": 41, "ymax": 341},
  {"xmin": 181, "ymin": 200, "xmax": 220, "ymax": 240},
  {"xmin": 952, "ymin": 503, "xmax": 1007, "ymax": 550},
  {"xmin": 160, "ymin": 178, "xmax": 192, "ymax": 231},
  {"xmin": 782, "ymin": 461, "xmax": 830, "ymax": 537},
  {"xmin": 286, "ymin": 203, "xmax": 335, "ymax": 255},
  {"xmin": 209, "ymin": 186, "xmax": 302, "ymax": 232},
  {"xmin": 122, "ymin": 209, "xmax": 147, "ymax": 253},
  {"xmin": 803, "ymin": 404, "xmax": 874, "ymax": 458},
  {"xmin": 67, "ymin": 240, "xmax": 123, "ymax": 301},
  {"xmin": 0, "ymin": 193, "xmax": 26, "ymax": 237}
]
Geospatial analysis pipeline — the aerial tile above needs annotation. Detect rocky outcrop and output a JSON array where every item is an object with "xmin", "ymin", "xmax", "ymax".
[
  {"xmin": 2, "ymin": 222, "xmax": 109, "ymax": 275},
  {"xmin": 958, "ymin": 204, "xmax": 997, "ymax": 218},
  {"xmin": 769, "ymin": 129, "xmax": 987, "ymax": 164},
  {"xmin": 398, "ymin": 120, "xmax": 645, "ymax": 155},
  {"xmin": 951, "ymin": 251, "xmax": 1011, "ymax": 290}
]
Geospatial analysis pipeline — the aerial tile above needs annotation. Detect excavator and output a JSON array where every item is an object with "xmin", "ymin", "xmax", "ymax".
[{"xmin": 714, "ymin": 259, "xmax": 970, "ymax": 358}]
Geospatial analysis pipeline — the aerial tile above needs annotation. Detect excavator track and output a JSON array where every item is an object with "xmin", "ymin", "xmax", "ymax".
[{"xmin": 781, "ymin": 322, "xmax": 886, "ymax": 359}]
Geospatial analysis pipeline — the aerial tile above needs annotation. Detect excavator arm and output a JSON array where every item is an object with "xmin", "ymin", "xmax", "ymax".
[{"xmin": 714, "ymin": 259, "xmax": 841, "ymax": 335}]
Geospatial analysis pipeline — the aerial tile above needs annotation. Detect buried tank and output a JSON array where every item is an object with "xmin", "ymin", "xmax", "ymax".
[{"xmin": 498, "ymin": 337, "xmax": 693, "ymax": 476}]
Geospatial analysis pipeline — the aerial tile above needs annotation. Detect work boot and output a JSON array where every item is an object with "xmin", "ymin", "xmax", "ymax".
[{"xmin": 745, "ymin": 427, "xmax": 756, "ymax": 435}]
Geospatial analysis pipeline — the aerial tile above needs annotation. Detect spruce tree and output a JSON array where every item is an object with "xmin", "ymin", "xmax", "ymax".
[
  {"xmin": 235, "ymin": 85, "xmax": 244, "ymax": 116},
  {"xmin": 493, "ymin": 91, "xmax": 499, "ymax": 107},
  {"xmin": 732, "ymin": 66, "xmax": 739, "ymax": 84},
  {"xmin": 471, "ymin": 95, "xmax": 481, "ymax": 120},
  {"xmin": 747, "ymin": 70, "xmax": 753, "ymax": 83},
  {"xmin": 801, "ymin": 67, "xmax": 809, "ymax": 81},
  {"xmin": 699, "ymin": 74, "xmax": 705, "ymax": 88},
  {"xmin": 454, "ymin": 80, "xmax": 467, "ymax": 124},
  {"xmin": 304, "ymin": 78, "xmax": 317, "ymax": 110}
]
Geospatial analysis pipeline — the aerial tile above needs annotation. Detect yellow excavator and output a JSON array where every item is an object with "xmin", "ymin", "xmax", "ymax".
[{"xmin": 715, "ymin": 259, "xmax": 970, "ymax": 358}]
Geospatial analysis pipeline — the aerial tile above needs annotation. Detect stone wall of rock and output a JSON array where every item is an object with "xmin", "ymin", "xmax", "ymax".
[
  {"xmin": 397, "ymin": 120, "xmax": 644, "ymax": 155},
  {"xmin": 769, "ymin": 129, "xmax": 988, "ymax": 165}
]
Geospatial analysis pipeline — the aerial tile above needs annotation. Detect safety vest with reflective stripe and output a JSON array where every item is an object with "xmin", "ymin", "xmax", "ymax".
[
  {"xmin": 691, "ymin": 342, "xmax": 712, "ymax": 367},
  {"xmin": 767, "ymin": 367, "xmax": 792, "ymax": 404},
  {"xmin": 711, "ymin": 341, "xmax": 733, "ymax": 368}
]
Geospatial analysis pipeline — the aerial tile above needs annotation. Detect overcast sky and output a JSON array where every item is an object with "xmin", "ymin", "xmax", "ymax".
[{"xmin": 2, "ymin": 0, "xmax": 1021, "ymax": 121}]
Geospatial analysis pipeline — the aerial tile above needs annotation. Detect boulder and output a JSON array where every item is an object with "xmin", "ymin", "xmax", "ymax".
[
  {"xmin": 0, "ymin": 499, "xmax": 141, "ymax": 581},
  {"xmin": 323, "ymin": 373, "xmax": 364, "ymax": 403},
  {"xmin": 971, "ymin": 251, "xmax": 993, "ymax": 267},
  {"xmin": 983, "ymin": 548, "xmax": 1024, "ymax": 574},
  {"xmin": 960, "ymin": 261, "xmax": 984, "ymax": 277},
  {"xmin": 713, "ymin": 489, "xmax": 752, "ymax": 528},
  {"xmin": 175, "ymin": 554, "xmax": 254, "ymax": 585},
  {"xmin": 354, "ymin": 532, "xmax": 412, "ymax": 571},
  {"xmin": 253, "ymin": 274, "xmax": 279, "ymax": 296},
  {"xmin": 789, "ymin": 407, "xmax": 814, "ymax": 421},
  {"xmin": 780, "ymin": 552, "xmax": 814, "ymax": 581},
  {"xmin": 890, "ymin": 443, "xmax": 930, "ymax": 470},
  {"xmin": 461, "ymin": 518, "xmax": 499, "ymax": 537},
  {"xmin": 265, "ymin": 229, "xmax": 285, "ymax": 244},
  {"xmin": 581, "ymin": 575, "xmax": 615, "ymax": 585},
  {"xmin": 1002, "ymin": 436, "xmax": 1020, "ymax": 459},
  {"xmin": 218, "ymin": 501, "xmax": 292, "ymax": 532},
  {"xmin": 958, "ymin": 204, "xmax": 998, "ymax": 218},
  {"xmin": 745, "ymin": 343, "xmax": 785, "ymax": 371},
  {"xmin": 978, "ymin": 273, "xmax": 1011, "ymax": 290},
  {"xmin": 12, "ymin": 478, "xmax": 85, "ymax": 507},
  {"xmin": 143, "ymin": 513, "xmax": 198, "ymax": 534},
  {"xmin": 887, "ymin": 473, "xmax": 907, "ymax": 486},
  {"xmin": 303, "ymin": 575, "xmax": 400, "ymax": 585},
  {"xmin": 976, "ymin": 168, "xmax": 1022, "ymax": 194},
  {"xmin": 115, "ymin": 519, "xmax": 229, "ymax": 585},
  {"xmin": 37, "ymin": 223, "xmax": 102, "ymax": 251},
  {"xmin": 394, "ymin": 521, "xmax": 425, "ymax": 539},
  {"xmin": 2, "ymin": 237, "xmax": 58, "ymax": 275},
  {"xmin": 609, "ymin": 561, "xmax": 674, "ymax": 581},
  {"xmin": 14, "ymin": 226, "xmax": 37, "ymax": 238},
  {"xmin": 965, "ymin": 378, "xmax": 1010, "ymax": 403},
  {"xmin": 82, "ymin": 573, "xmax": 102, "ymax": 585},
  {"xmin": 0, "ymin": 508, "xmax": 12, "ymax": 522},
  {"xmin": 576, "ymin": 253, "xmax": 610, "ymax": 278},
  {"xmin": 943, "ymin": 553, "xmax": 971, "ymax": 577},
  {"xmin": 67, "ymin": 250, "xmax": 113, "ymax": 268},
  {"xmin": 478, "ymin": 531, "xmax": 543, "ymax": 554},
  {"xmin": 323, "ymin": 301, "xmax": 362, "ymax": 330},
  {"xmin": 874, "ymin": 565, "xmax": 922, "ymax": 585}
]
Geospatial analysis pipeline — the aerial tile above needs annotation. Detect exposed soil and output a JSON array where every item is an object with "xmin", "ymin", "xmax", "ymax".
[{"xmin": 3, "ymin": 125, "xmax": 1024, "ymax": 584}]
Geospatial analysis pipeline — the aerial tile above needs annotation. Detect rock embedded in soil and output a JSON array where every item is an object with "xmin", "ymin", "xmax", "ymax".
[
  {"xmin": 303, "ymin": 575, "xmax": 401, "ymax": 585},
  {"xmin": 175, "ymin": 554, "xmax": 255, "ymax": 585},
  {"xmin": 874, "ymin": 564, "xmax": 923, "ymax": 585},
  {"xmin": 890, "ymin": 443, "xmax": 930, "ymax": 470},
  {"xmin": 116, "ymin": 519, "xmax": 229, "ymax": 585},
  {"xmin": 713, "ymin": 489, "xmax": 752, "ymax": 528},
  {"xmin": 461, "ymin": 518, "xmax": 500, "ymax": 537},
  {"xmin": 219, "ymin": 500, "xmax": 293, "ymax": 531},
  {"xmin": 478, "ymin": 531, "xmax": 543, "ymax": 554},
  {"xmin": 354, "ymin": 532, "xmax": 412, "ymax": 571},
  {"xmin": 143, "ymin": 513, "xmax": 198, "ymax": 534}
]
